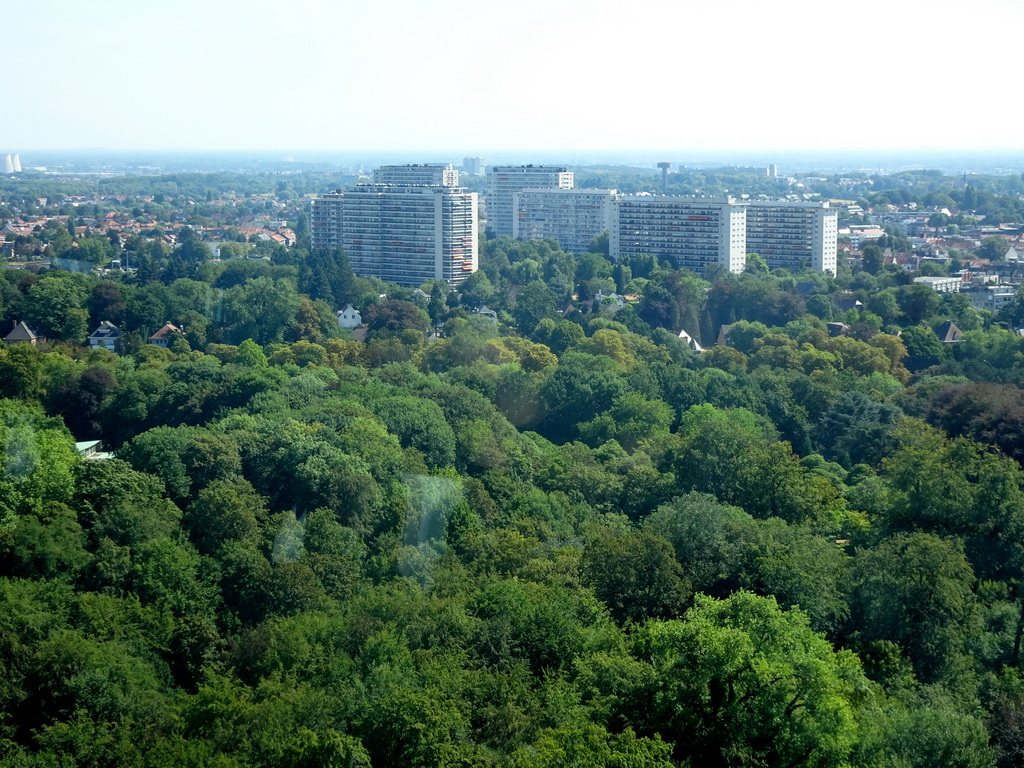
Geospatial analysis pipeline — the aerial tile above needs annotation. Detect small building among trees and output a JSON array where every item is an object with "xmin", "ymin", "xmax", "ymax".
[{"xmin": 149, "ymin": 323, "xmax": 184, "ymax": 347}]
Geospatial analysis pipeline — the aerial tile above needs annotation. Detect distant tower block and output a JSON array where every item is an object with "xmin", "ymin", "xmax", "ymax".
[
  {"xmin": 2, "ymin": 155, "xmax": 12, "ymax": 174},
  {"xmin": 11, "ymin": 154, "xmax": 21, "ymax": 173},
  {"xmin": 657, "ymin": 162, "xmax": 672, "ymax": 192},
  {"xmin": 767, "ymin": 163, "xmax": 778, "ymax": 178}
]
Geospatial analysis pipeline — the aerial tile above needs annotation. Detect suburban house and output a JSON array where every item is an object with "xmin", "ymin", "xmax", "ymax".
[
  {"xmin": 473, "ymin": 305, "xmax": 499, "ymax": 324},
  {"xmin": 149, "ymin": 323, "xmax": 184, "ymax": 347},
  {"xmin": 593, "ymin": 290, "xmax": 626, "ymax": 313},
  {"xmin": 935, "ymin": 321, "xmax": 964, "ymax": 343},
  {"xmin": 74, "ymin": 440, "xmax": 111, "ymax": 460},
  {"xmin": 87, "ymin": 321, "xmax": 120, "ymax": 351},
  {"xmin": 3, "ymin": 320, "xmax": 41, "ymax": 345},
  {"xmin": 337, "ymin": 305, "xmax": 362, "ymax": 330},
  {"xmin": 677, "ymin": 329, "xmax": 703, "ymax": 352}
]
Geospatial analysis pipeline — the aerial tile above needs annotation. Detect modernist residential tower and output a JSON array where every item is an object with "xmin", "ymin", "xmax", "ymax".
[
  {"xmin": 512, "ymin": 188, "xmax": 617, "ymax": 255},
  {"xmin": 745, "ymin": 201, "xmax": 838, "ymax": 276},
  {"xmin": 486, "ymin": 165, "xmax": 574, "ymax": 237},
  {"xmin": 311, "ymin": 184, "xmax": 478, "ymax": 287},
  {"xmin": 610, "ymin": 195, "xmax": 748, "ymax": 275}
]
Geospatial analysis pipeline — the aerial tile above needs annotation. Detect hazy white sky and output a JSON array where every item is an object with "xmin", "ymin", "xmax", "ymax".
[{"xmin": 4, "ymin": 0, "xmax": 1022, "ymax": 153}]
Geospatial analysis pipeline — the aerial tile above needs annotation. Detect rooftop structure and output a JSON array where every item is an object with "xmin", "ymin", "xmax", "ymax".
[
  {"xmin": 373, "ymin": 164, "xmax": 459, "ymax": 187},
  {"xmin": 657, "ymin": 162, "xmax": 672, "ymax": 192},
  {"xmin": 913, "ymin": 275, "xmax": 963, "ymax": 293}
]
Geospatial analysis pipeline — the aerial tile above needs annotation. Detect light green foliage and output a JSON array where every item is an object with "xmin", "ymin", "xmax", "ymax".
[
  {"xmin": 74, "ymin": 236, "xmax": 113, "ymax": 265},
  {"xmin": 373, "ymin": 396, "xmax": 457, "ymax": 470},
  {"xmin": 627, "ymin": 592, "xmax": 868, "ymax": 768},
  {"xmin": 4, "ymin": 192, "xmax": 1024, "ymax": 763},
  {"xmin": 24, "ymin": 271, "xmax": 91, "ymax": 341},
  {"xmin": 222, "ymin": 276, "xmax": 301, "ymax": 345},
  {"xmin": 512, "ymin": 724, "xmax": 674, "ymax": 768},
  {"xmin": 0, "ymin": 400, "xmax": 77, "ymax": 517},
  {"xmin": 578, "ymin": 392, "xmax": 674, "ymax": 451}
]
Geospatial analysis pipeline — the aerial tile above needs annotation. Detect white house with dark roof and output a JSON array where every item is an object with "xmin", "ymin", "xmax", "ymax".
[{"xmin": 87, "ymin": 321, "xmax": 120, "ymax": 351}]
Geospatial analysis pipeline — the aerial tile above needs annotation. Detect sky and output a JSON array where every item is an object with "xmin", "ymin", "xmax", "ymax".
[{"xmin": 4, "ymin": 0, "xmax": 1023, "ymax": 156}]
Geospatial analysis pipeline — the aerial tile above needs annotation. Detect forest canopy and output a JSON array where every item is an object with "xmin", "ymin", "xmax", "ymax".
[{"xmin": 3, "ymin": 190, "xmax": 1024, "ymax": 765}]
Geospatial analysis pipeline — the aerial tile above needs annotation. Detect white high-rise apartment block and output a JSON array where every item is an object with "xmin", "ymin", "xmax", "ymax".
[
  {"xmin": 373, "ymin": 163, "xmax": 459, "ymax": 187},
  {"xmin": 310, "ymin": 185, "xmax": 478, "ymax": 287},
  {"xmin": 610, "ymin": 196, "xmax": 748, "ymax": 275},
  {"xmin": 512, "ymin": 188, "xmax": 617, "ymax": 255},
  {"xmin": 486, "ymin": 165, "xmax": 574, "ymax": 237},
  {"xmin": 746, "ymin": 201, "xmax": 838, "ymax": 276},
  {"xmin": 462, "ymin": 157, "xmax": 484, "ymax": 175}
]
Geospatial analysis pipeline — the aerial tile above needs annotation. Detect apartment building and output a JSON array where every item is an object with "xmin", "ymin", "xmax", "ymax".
[
  {"xmin": 913, "ymin": 275, "xmax": 963, "ymax": 293},
  {"xmin": 486, "ymin": 165, "xmax": 574, "ymax": 237},
  {"xmin": 746, "ymin": 201, "xmax": 838, "ymax": 276},
  {"xmin": 310, "ymin": 184, "xmax": 477, "ymax": 287},
  {"xmin": 610, "ymin": 195, "xmax": 748, "ymax": 275},
  {"xmin": 512, "ymin": 188, "xmax": 616, "ymax": 255},
  {"xmin": 373, "ymin": 163, "xmax": 459, "ymax": 187}
]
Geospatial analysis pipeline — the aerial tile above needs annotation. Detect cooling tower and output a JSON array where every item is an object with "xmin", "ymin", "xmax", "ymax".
[
  {"xmin": 2, "ymin": 155, "xmax": 13, "ymax": 174},
  {"xmin": 12, "ymin": 154, "xmax": 21, "ymax": 173}
]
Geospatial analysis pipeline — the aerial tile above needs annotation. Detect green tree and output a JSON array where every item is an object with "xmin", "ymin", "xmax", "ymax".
[
  {"xmin": 222, "ymin": 277, "xmax": 301, "ymax": 345},
  {"xmin": 624, "ymin": 592, "xmax": 868, "ymax": 767},
  {"xmin": 373, "ymin": 396, "xmax": 457, "ymax": 470},
  {"xmin": 513, "ymin": 280, "xmax": 558, "ymax": 334},
  {"xmin": 897, "ymin": 284, "xmax": 941, "ymax": 325},
  {"xmin": 582, "ymin": 527, "xmax": 691, "ymax": 624},
  {"xmin": 23, "ymin": 271, "xmax": 91, "ymax": 341},
  {"xmin": 900, "ymin": 325, "xmax": 945, "ymax": 372},
  {"xmin": 851, "ymin": 532, "xmax": 980, "ymax": 684},
  {"xmin": 362, "ymin": 299, "xmax": 428, "ymax": 336},
  {"xmin": 977, "ymin": 236, "xmax": 1010, "ymax": 261},
  {"xmin": 862, "ymin": 244, "xmax": 884, "ymax": 275}
]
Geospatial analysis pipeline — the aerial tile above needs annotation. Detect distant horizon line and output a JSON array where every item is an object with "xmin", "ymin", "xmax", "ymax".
[{"xmin": 6, "ymin": 147, "xmax": 1024, "ymax": 156}]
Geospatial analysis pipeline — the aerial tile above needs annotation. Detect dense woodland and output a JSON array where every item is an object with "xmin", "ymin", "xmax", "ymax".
[{"xmin": 4, "ymin": 169, "xmax": 1024, "ymax": 765}]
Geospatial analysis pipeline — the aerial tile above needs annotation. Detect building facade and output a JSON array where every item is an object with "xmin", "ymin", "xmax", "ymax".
[
  {"xmin": 311, "ymin": 185, "xmax": 478, "ymax": 287},
  {"xmin": 745, "ymin": 201, "xmax": 838, "ymax": 276},
  {"xmin": 372, "ymin": 164, "xmax": 459, "ymax": 187},
  {"xmin": 610, "ymin": 195, "xmax": 748, "ymax": 275},
  {"xmin": 462, "ymin": 157, "xmax": 484, "ymax": 175},
  {"xmin": 512, "ymin": 188, "xmax": 616, "ymax": 254},
  {"xmin": 913, "ymin": 275, "xmax": 962, "ymax": 293},
  {"xmin": 486, "ymin": 165, "xmax": 574, "ymax": 237}
]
